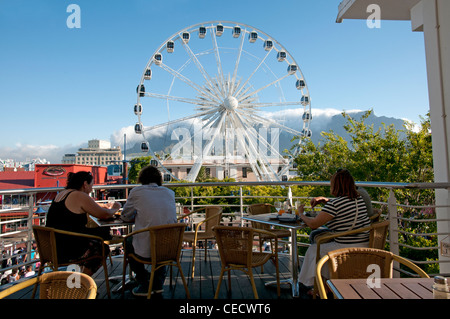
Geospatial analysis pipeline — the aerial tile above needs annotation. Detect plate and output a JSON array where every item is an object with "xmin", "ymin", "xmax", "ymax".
[
  {"xmin": 268, "ymin": 213, "xmax": 279, "ymax": 220},
  {"xmin": 277, "ymin": 215, "xmax": 298, "ymax": 222}
]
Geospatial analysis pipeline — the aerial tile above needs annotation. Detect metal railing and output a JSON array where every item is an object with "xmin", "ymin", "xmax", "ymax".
[{"xmin": 1, "ymin": 180, "xmax": 449, "ymax": 282}]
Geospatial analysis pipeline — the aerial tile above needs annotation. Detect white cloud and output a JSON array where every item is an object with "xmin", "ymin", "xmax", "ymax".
[{"xmin": 0, "ymin": 143, "xmax": 82, "ymax": 164}]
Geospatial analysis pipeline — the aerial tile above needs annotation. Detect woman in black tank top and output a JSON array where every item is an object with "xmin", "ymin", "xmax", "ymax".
[{"xmin": 46, "ymin": 171, "xmax": 121, "ymax": 275}]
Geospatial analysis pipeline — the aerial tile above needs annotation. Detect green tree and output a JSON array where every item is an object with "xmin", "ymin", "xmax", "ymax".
[
  {"xmin": 127, "ymin": 156, "xmax": 152, "ymax": 184},
  {"xmin": 293, "ymin": 110, "xmax": 436, "ymax": 272}
]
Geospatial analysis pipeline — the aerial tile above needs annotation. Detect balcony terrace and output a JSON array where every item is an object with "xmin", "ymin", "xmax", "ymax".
[{"xmin": 1, "ymin": 181, "xmax": 449, "ymax": 302}]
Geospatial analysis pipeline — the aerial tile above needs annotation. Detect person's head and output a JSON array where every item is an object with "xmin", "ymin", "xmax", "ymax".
[
  {"xmin": 330, "ymin": 168, "xmax": 359, "ymax": 199},
  {"xmin": 138, "ymin": 165, "xmax": 162, "ymax": 186},
  {"xmin": 66, "ymin": 171, "xmax": 94, "ymax": 192}
]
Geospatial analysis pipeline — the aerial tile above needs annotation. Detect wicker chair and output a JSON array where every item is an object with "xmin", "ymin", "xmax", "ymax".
[
  {"xmin": 31, "ymin": 225, "xmax": 111, "ymax": 298},
  {"xmin": 247, "ymin": 203, "xmax": 292, "ymax": 272},
  {"xmin": 121, "ymin": 223, "xmax": 190, "ymax": 299},
  {"xmin": 310, "ymin": 220, "xmax": 390, "ymax": 298},
  {"xmin": 180, "ymin": 206, "xmax": 222, "ymax": 278},
  {"xmin": 315, "ymin": 220, "xmax": 390, "ymax": 265},
  {"xmin": 213, "ymin": 225, "xmax": 281, "ymax": 299},
  {"xmin": 315, "ymin": 247, "xmax": 430, "ymax": 299},
  {"xmin": 0, "ymin": 271, "xmax": 97, "ymax": 299},
  {"xmin": 86, "ymin": 214, "xmax": 125, "ymax": 267}
]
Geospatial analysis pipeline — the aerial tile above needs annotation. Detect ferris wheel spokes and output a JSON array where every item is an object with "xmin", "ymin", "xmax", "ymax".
[
  {"xmin": 209, "ymin": 28, "xmax": 226, "ymax": 94},
  {"xmin": 185, "ymin": 112, "xmax": 227, "ymax": 181},
  {"xmin": 231, "ymin": 111, "xmax": 281, "ymax": 181},
  {"xmin": 237, "ymin": 73, "xmax": 291, "ymax": 102},
  {"xmin": 231, "ymin": 26, "xmax": 246, "ymax": 94},
  {"xmin": 141, "ymin": 109, "xmax": 216, "ymax": 133},
  {"xmin": 158, "ymin": 62, "xmax": 222, "ymax": 104},
  {"xmin": 180, "ymin": 40, "xmax": 224, "ymax": 98},
  {"xmin": 232, "ymin": 49, "xmax": 272, "ymax": 97}
]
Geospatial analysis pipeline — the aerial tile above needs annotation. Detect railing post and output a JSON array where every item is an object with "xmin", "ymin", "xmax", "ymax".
[
  {"xmin": 239, "ymin": 186, "xmax": 244, "ymax": 227},
  {"xmin": 190, "ymin": 186, "xmax": 194, "ymax": 211},
  {"xmin": 26, "ymin": 194, "xmax": 34, "ymax": 264},
  {"xmin": 388, "ymin": 188, "xmax": 400, "ymax": 277}
]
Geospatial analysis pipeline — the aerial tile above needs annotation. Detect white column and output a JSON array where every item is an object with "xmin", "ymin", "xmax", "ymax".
[{"xmin": 412, "ymin": 0, "xmax": 450, "ymax": 273}]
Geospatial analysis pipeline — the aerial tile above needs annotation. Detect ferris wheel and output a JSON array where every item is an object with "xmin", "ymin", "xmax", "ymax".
[{"xmin": 134, "ymin": 21, "xmax": 312, "ymax": 182}]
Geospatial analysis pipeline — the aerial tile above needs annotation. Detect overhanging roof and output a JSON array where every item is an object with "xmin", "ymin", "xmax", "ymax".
[{"xmin": 337, "ymin": 0, "xmax": 421, "ymax": 22}]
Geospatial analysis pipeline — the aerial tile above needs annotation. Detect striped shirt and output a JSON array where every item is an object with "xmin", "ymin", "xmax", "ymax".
[{"xmin": 322, "ymin": 196, "xmax": 371, "ymax": 244}]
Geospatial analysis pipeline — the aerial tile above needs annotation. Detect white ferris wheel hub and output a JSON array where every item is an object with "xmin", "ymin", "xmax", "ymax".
[{"xmin": 223, "ymin": 96, "xmax": 238, "ymax": 111}]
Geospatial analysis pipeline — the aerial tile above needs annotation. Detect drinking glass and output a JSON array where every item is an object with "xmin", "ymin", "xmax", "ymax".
[
  {"xmin": 274, "ymin": 201, "xmax": 281, "ymax": 212},
  {"xmin": 107, "ymin": 197, "xmax": 115, "ymax": 208}
]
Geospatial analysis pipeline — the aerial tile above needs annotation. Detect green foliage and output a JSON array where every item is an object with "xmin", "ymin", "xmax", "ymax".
[
  {"xmin": 127, "ymin": 156, "xmax": 152, "ymax": 184},
  {"xmin": 293, "ymin": 110, "xmax": 438, "ymax": 271}
]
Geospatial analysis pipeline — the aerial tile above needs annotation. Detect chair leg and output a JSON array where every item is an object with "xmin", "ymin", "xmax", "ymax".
[
  {"xmin": 248, "ymin": 270, "xmax": 259, "ymax": 299},
  {"xmin": 102, "ymin": 259, "xmax": 111, "ymax": 299},
  {"xmin": 169, "ymin": 265, "xmax": 173, "ymax": 287},
  {"xmin": 191, "ymin": 242, "xmax": 197, "ymax": 279},
  {"xmin": 121, "ymin": 256, "xmax": 128, "ymax": 298},
  {"xmin": 177, "ymin": 262, "xmax": 190, "ymax": 299},
  {"xmin": 147, "ymin": 267, "xmax": 156, "ymax": 300},
  {"xmin": 274, "ymin": 257, "xmax": 281, "ymax": 297},
  {"xmin": 259, "ymin": 239, "xmax": 264, "ymax": 273},
  {"xmin": 214, "ymin": 268, "xmax": 226, "ymax": 299},
  {"xmin": 31, "ymin": 266, "xmax": 44, "ymax": 299},
  {"xmin": 108, "ymin": 250, "xmax": 113, "ymax": 267}
]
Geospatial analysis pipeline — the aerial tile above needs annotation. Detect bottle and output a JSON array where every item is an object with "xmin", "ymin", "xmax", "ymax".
[{"xmin": 432, "ymin": 276, "xmax": 449, "ymax": 299}]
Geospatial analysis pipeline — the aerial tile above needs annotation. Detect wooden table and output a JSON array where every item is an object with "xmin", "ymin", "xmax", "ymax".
[
  {"xmin": 242, "ymin": 213, "xmax": 306, "ymax": 298},
  {"xmin": 327, "ymin": 278, "xmax": 434, "ymax": 299}
]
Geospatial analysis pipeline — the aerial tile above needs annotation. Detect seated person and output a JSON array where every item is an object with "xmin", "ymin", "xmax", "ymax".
[
  {"xmin": 120, "ymin": 165, "xmax": 177, "ymax": 297},
  {"xmin": 46, "ymin": 171, "xmax": 121, "ymax": 275},
  {"xmin": 298, "ymin": 169, "xmax": 371, "ymax": 298}
]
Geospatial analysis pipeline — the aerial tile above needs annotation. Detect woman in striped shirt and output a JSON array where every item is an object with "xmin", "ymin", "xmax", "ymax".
[{"xmin": 297, "ymin": 169, "xmax": 371, "ymax": 297}]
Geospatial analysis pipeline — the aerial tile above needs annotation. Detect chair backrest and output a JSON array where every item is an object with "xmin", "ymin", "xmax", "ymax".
[
  {"xmin": 327, "ymin": 247, "xmax": 394, "ymax": 279},
  {"xmin": 32, "ymin": 225, "xmax": 58, "ymax": 269},
  {"xmin": 213, "ymin": 225, "xmax": 253, "ymax": 267},
  {"xmin": 203, "ymin": 206, "xmax": 223, "ymax": 237},
  {"xmin": 315, "ymin": 247, "xmax": 429, "ymax": 299},
  {"xmin": 326, "ymin": 247, "xmax": 429, "ymax": 280},
  {"xmin": 39, "ymin": 271, "xmax": 97, "ymax": 299},
  {"xmin": 0, "ymin": 271, "xmax": 97, "ymax": 299},
  {"xmin": 247, "ymin": 204, "xmax": 273, "ymax": 230},
  {"xmin": 369, "ymin": 220, "xmax": 389, "ymax": 249},
  {"xmin": 148, "ymin": 223, "xmax": 186, "ymax": 263},
  {"xmin": 32, "ymin": 225, "xmax": 105, "ymax": 270}
]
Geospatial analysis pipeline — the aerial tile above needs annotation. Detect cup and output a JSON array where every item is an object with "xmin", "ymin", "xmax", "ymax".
[{"xmin": 107, "ymin": 197, "xmax": 115, "ymax": 208}]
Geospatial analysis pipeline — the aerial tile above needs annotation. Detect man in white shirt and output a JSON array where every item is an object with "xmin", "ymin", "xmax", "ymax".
[{"xmin": 121, "ymin": 165, "xmax": 177, "ymax": 297}]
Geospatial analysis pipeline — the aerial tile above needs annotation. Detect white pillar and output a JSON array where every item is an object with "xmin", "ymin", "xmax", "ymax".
[{"xmin": 412, "ymin": 0, "xmax": 450, "ymax": 273}]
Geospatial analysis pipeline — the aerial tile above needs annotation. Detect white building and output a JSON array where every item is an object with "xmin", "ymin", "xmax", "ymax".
[{"xmin": 61, "ymin": 139, "xmax": 123, "ymax": 167}]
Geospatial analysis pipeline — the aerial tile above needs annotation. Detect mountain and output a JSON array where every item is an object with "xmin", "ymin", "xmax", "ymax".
[{"xmin": 121, "ymin": 109, "xmax": 408, "ymax": 159}]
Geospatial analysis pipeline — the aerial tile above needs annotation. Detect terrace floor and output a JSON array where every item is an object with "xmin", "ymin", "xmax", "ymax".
[{"xmin": 1, "ymin": 249, "xmax": 297, "ymax": 300}]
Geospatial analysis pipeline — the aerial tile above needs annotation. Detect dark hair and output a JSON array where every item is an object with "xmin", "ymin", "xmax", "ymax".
[
  {"xmin": 330, "ymin": 168, "xmax": 359, "ymax": 199},
  {"xmin": 66, "ymin": 171, "xmax": 93, "ymax": 190},
  {"xmin": 138, "ymin": 165, "xmax": 162, "ymax": 186}
]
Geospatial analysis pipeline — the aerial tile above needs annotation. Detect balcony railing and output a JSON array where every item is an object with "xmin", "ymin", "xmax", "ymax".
[{"xmin": 1, "ymin": 181, "xmax": 449, "ymax": 282}]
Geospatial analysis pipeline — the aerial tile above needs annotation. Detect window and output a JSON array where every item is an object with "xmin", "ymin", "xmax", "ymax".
[{"xmin": 242, "ymin": 167, "xmax": 247, "ymax": 178}]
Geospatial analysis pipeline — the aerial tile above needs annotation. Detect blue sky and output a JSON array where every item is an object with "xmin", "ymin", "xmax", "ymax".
[{"xmin": 0, "ymin": 0, "xmax": 429, "ymax": 163}]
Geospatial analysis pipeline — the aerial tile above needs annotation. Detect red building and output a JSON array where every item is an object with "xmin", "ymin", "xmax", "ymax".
[
  {"xmin": 34, "ymin": 164, "xmax": 107, "ymax": 188},
  {"xmin": 0, "ymin": 165, "xmax": 110, "ymax": 233}
]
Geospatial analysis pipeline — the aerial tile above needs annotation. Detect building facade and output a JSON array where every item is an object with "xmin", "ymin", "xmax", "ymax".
[{"xmin": 62, "ymin": 139, "xmax": 123, "ymax": 166}]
